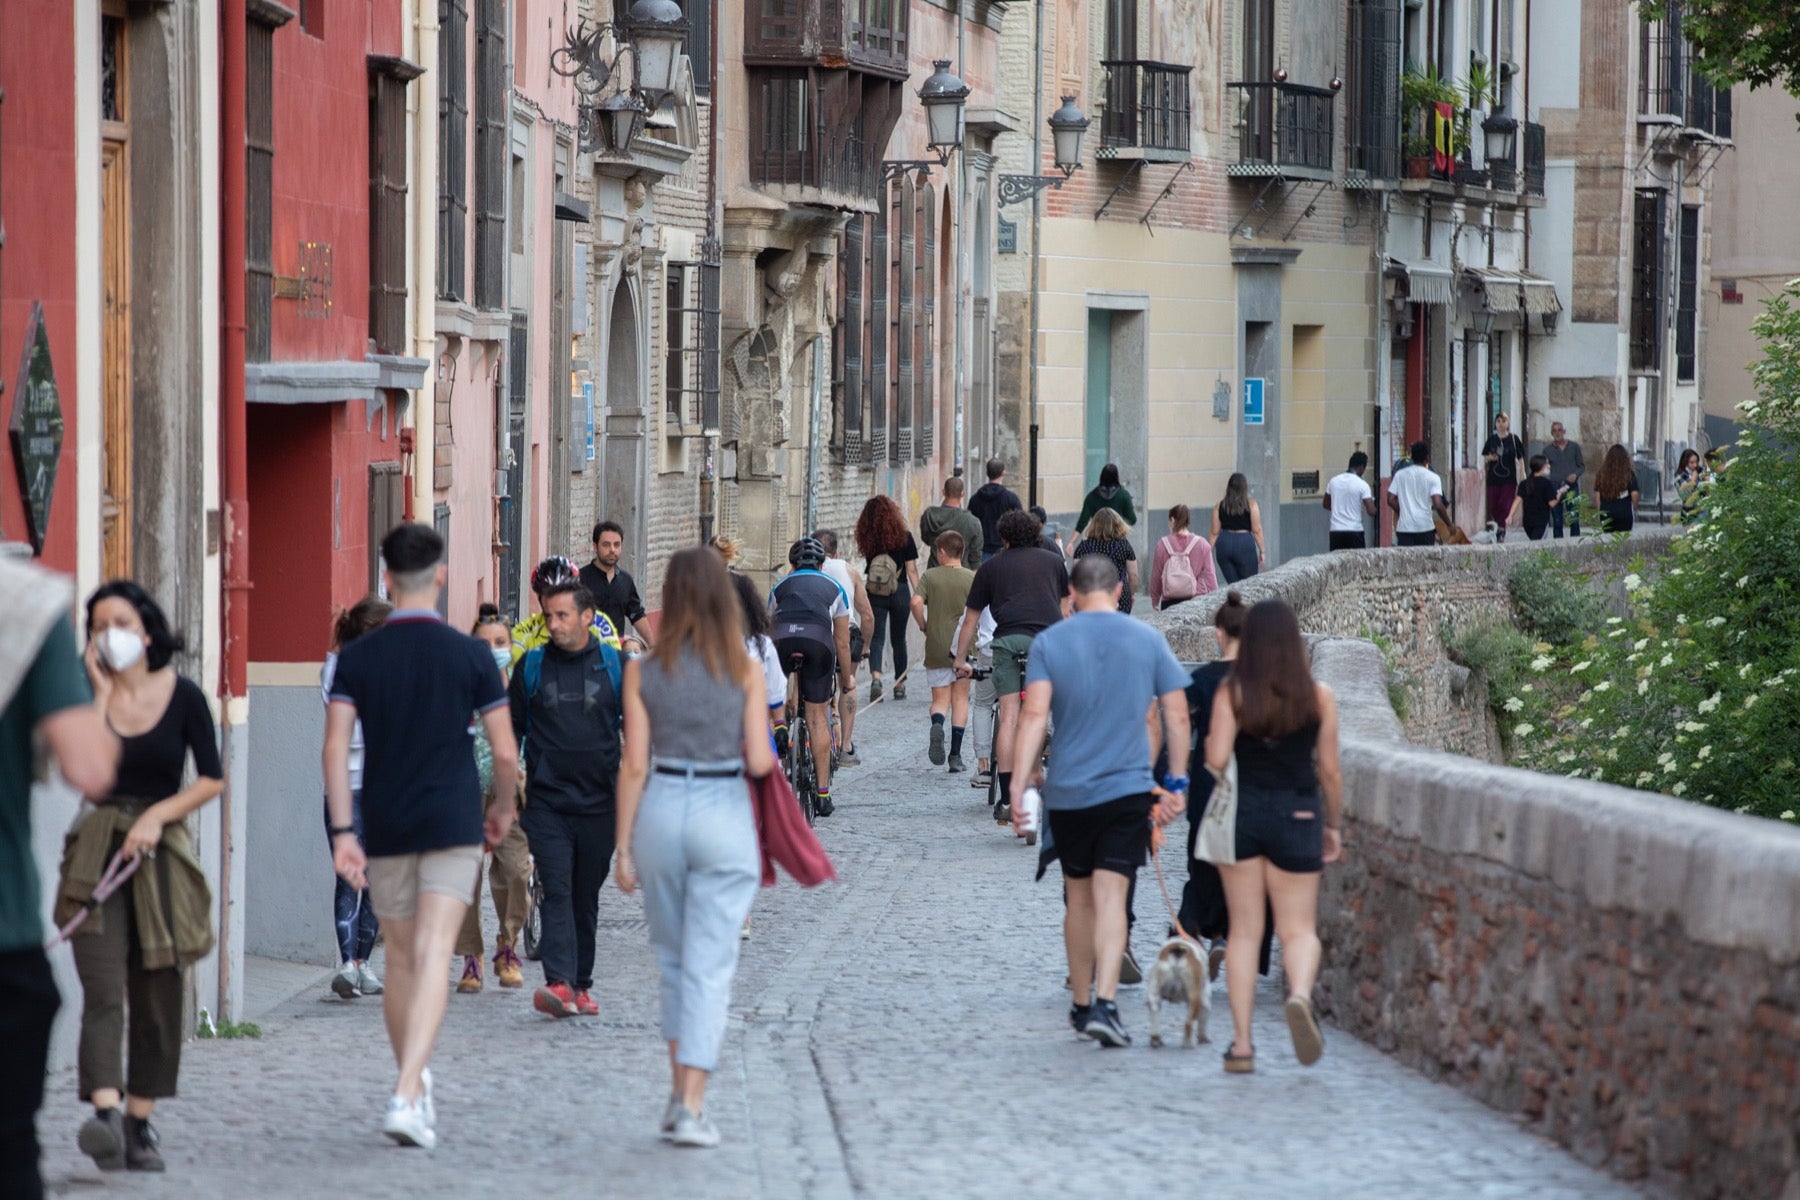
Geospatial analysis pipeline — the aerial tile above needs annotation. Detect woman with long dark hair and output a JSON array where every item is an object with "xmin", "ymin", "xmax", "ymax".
[
  {"xmin": 1203, "ymin": 599, "xmax": 1343, "ymax": 1074},
  {"xmin": 62, "ymin": 582, "xmax": 222, "ymax": 1172},
  {"xmin": 1674, "ymin": 448, "xmax": 1710, "ymax": 524},
  {"xmin": 1075, "ymin": 462, "xmax": 1138, "ymax": 532},
  {"xmin": 322, "ymin": 595, "xmax": 392, "ymax": 1001},
  {"xmin": 1210, "ymin": 473, "xmax": 1265, "ymax": 583},
  {"xmin": 1594, "ymin": 443, "xmax": 1641, "ymax": 534},
  {"xmin": 615, "ymin": 548, "xmax": 777, "ymax": 1147},
  {"xmin": 854, "ymin": 494, "xmax": 920, "ymax": 703}
]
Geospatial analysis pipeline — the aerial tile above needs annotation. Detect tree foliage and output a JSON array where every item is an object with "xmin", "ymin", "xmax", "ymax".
[{"xmin": 1641, "ymin": 1, "xmax": 1800, "ymax": 96}]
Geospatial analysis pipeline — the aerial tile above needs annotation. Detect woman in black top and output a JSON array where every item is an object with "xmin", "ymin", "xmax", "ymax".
[
  {"xmin": 69, "ymin": 581, "xmax": 222, "ymax": 1172},
  {"xmin": 855, "ymin": 495, "xmax": 921, "ymax": 702},
  {"xmin": 1070, "ymin": 506, "xmax": 1138, "ymax": 613},
  {"xmin": 1594, "ymin": 443, "xmax": 1641, "ymax": 534},
  {"xmin": 1075, "ymin": 462, "xmax": 1138, "ymax": 532},
  {"xmin": 1204, "ymin": 599, "xmax": 1343, "ymax": 1075},
  {"xmin": 1209, "ymin": 473, "xmax": 1265, "ymax": 583}
]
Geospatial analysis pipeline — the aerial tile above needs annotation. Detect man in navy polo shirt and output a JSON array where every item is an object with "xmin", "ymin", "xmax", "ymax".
[{"xmin": 326, "ymin": 523, "xmax": 518, "ymax": 1150}]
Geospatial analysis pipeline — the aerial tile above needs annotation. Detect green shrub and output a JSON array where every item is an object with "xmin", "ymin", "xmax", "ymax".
[{"xmin": 1508, "ymin": 552, "xmax": 1607, "ymax": 645}]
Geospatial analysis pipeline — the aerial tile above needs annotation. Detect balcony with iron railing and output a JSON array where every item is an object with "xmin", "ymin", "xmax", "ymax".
[
  {"xmin": 1098, "ymin": 60, "xmax": 1192, "ymax": 161},
  {"xmin": 1639, "ymin": 13, "xmax": 1733, "ymax": 141},
  {"xmin": 1228, "ymin": 81, "xmax": 1335, "ymax": 181},
  {"xmin": 751, "ymin": 116, "xmax": 879, "ymax": 205}
]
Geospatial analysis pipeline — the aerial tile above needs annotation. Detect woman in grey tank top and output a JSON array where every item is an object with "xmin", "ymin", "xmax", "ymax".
[{"xmin": 615, "ymin": 548, "xmax": 778, "ymax": 1148}]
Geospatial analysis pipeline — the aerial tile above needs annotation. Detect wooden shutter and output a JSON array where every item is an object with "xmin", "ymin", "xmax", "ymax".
[
  {"xmin": 700, "ymin": 237, "xmax": 722, "ymax": 433},
  {"xmin": 369, "ymin": 70, "xmax": 410, "ymax": 355},
  {"xmin": 246, "ymin": 17, "xmax": 275, "ymax": 362},
  {"xmin": 893, "ymin": 178, "xmax": 913, "ymax": 464},
  {"xmin": 368, "ymin": 462, "xmax": 405, "ymax": 589},
  {"xmin": 867, "ymin": 197, "xmax": 888, "ymax": 462},
  {"xmin": 474, "ymin": 0, "xmax": 507, "ymax": 311},
  {"xmin": 437, "ymin": 0, "xmax": 468, "ymax": 301},
  {"xmin": 842, "ymin": 216, "xmax": 865, "ymax": 462},
  {"xmin": 919, "ymin": 185, "xmax": 935, "ymax": 462}
]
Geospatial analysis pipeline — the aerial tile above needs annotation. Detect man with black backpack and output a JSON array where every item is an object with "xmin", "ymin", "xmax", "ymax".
[{"xmin": 509, "ymin": 581, "xmax": 625, "ymax": 1021}]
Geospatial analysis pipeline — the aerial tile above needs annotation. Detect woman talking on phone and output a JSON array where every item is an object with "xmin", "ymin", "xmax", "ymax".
[{"xmin": 60, "ymin": 582, "xmax": 221, "ymax": 1174}]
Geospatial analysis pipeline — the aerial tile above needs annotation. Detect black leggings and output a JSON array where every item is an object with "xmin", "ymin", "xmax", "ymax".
[{"xmin": 867, "ymin": 581, "xmax": 911, "ymax": 679}]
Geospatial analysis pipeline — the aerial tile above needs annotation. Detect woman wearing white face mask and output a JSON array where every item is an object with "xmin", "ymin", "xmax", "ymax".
[
  {"xmin": 453, "ymin": 606, "xmax": 532, "ymax": 992},
  {"xmin": 320, "ymin": 596, "xmax": 392, "ymax": 1001},
  {"xmin": 58, "ymin": 581, "xmax": 222, "ymax": 1174}
]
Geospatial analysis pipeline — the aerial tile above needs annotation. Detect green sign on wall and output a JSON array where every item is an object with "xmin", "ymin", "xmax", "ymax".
[{"xmin": 10, "ymin": 303, "xmax": 64, "ymax": 556}]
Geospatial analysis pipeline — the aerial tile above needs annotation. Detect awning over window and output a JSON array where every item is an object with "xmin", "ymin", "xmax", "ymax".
[
  {"xmin": 1389, "ymin": 257, "xmax": 1456, "ymax": 307},
  {"xmin": 1464, "ymin": 267, "xmax": 1564, "ymax": 316}
]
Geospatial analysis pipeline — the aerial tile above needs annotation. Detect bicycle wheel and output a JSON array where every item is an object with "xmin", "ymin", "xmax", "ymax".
[{"xmin": 790, "ymin": 716, "xmax": 817, "ymax": 827}]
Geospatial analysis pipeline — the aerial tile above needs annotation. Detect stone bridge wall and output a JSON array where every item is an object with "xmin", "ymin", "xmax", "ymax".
[{"xmin": 1146, "ymin": 536, "xmax": 1800, "ymax": 1199}]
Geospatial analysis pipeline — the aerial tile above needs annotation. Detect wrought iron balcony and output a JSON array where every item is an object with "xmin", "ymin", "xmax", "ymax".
[
  {"xmin": 1099, "ymin": 60, "xmax": 1192, "ymax": 161},
  {"xmin": 1522, "ymin": 121, "xmax": 1545, "ymax": 196},
  {"xmin": 1686, "ymin": 82, "xmax": 1732, "ymax": 139},
  {"xmin": 1228, "ymin": 81, "xmax": 1335, "ymax": 180}
]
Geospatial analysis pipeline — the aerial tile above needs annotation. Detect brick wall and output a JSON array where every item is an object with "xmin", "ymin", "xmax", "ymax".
[{"xmin": 1146, "ymin": 535, "xmax": 1800, "ymax": 1197}]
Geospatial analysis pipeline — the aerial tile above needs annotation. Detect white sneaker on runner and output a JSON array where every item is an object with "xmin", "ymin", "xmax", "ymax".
[{"xmin": 382, "ymin": 1098, "xmax": 437, "ymax": 1149}]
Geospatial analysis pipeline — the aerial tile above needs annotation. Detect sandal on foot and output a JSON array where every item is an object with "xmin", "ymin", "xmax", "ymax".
[
  {"xmin": 1223, "ymin": 1047, "xmax": 1256, "ymax": 1074},
  {"xmin": 1285, "ymin": 995, "xmax": 1325, "ymax": 1066}
]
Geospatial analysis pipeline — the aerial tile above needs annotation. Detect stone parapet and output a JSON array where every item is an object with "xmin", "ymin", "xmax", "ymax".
[{"xmin": 1147, "ymin": 536, "xmax": 1800, "ymax": 1197}]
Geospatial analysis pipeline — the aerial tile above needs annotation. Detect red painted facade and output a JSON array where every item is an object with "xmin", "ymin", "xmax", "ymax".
[
  {"xmin": 0, "ymin": 1, "xmax": 81, "ymax": 572},
  {"xmin": 250, "ymin": 0, "xmax": 409, "ymax": 659}
]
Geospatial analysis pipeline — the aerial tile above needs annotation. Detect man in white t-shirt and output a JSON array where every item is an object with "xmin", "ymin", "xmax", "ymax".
[
  {"xmin": 813, "ymin": 528, "xmax": 874, "ymax": 766},
  {"xmin": 1386, "ymin": 440, "xmax": 1451, "ymax": 547},
  {"xmin": 1322, "ymin": 451, "xmax": 1376, "ymax": 551}
]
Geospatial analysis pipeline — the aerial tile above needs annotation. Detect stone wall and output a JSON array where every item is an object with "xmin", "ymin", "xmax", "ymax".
[{"xmin": 1146, "ymin": 535, "xmax": 1800, "ymax": 1198}]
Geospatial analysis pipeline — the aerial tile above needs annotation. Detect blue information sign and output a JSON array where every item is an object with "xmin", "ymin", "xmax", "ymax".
[{"xmin": 1243, "ymin": 377, "xmax": 1266, "ymax": 426}]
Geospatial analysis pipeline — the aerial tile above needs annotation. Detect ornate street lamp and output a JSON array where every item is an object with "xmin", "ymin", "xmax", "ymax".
[
  {"xmin": 919, "ymin": 60, "xmax": 971, "ymax": 165},
  {"xmin": 1048, "ymin": 94, "xmax": 1090, "ymax": 175},
  {"xmin": 599, "ymin": 91, "xmax": 649, "ymax": 152},
  {"xmin": 1482, "ymin": 106, "xmax": 1518, "ymax": 170},
  {"xmin": 623, "ymin": 0, "xmax": 688, "ymax": 107},
  {"xmin": 998, "ymin": 95, "xmax": 1090, "ymax": 207}
]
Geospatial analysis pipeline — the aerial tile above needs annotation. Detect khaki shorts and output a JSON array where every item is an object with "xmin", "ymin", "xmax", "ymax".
[
  {"xmin": 367, "ymin": 846, "xmax": 485, "ymax": 921},
  {"xmin": 990, "ymin": 632, "xmax": 1037, "ymax": 697}
]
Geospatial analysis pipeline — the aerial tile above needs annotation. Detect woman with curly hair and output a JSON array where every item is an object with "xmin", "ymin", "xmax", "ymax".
[
  {"xmin": 1593, "ymin": 443, "xmax": 1641, "ymax": 534},
  {"xmin": 854, "ymin": 495, "xmax": 920, "ymax": 703},
  {"xmin": 1071, "ymin": 506, "xmax": 1139, "ymax": 613}
]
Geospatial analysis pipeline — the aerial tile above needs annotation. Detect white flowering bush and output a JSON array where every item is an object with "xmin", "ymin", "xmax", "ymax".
[{"xmin": 1492, "ymin": 283, "xmax": 1800, "ymax": 819}]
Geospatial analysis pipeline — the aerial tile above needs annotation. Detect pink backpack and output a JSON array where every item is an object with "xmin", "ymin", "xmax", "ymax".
[{"xmin": 1158, "ymin": 533, "xmax": 1199, "ymax": 602}]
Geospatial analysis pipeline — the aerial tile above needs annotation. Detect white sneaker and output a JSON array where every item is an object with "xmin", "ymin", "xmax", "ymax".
[
  {"xmin": 420, "ymin": 1068, "xmax": 435, "ymax": 1127},
  {"xmin": 382, "ymin": 1097, "xmax": 436, "ymax": 1149},
  {"xmin": 668, "ymin": 1105, "xmax": 720, "ymax": 1148},
  {"xmin": 356, "ymin": 963, "xmax": 383, "ymax": 995},
  {"xmin": 330, "ymin": 964, "xmax": 360, "ymax": 999},
  {"xmin": 659, "ymin": 1095, "xmax": 682, "ymax": 1140}
]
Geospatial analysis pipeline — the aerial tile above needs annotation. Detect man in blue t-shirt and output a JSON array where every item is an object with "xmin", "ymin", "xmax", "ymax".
[
  {"xmin": 327, "ymin": 523, "xmax": 518, "ymax": 1151},
  {"xmin": 1012, "ymin": 554, "xmax": 1191, "ymax": 1049}
]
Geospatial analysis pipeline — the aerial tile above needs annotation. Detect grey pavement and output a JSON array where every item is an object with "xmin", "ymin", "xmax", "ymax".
[{"xmin": 42, "ymin": 650, "xmax": 1634, "ymax": 1199}]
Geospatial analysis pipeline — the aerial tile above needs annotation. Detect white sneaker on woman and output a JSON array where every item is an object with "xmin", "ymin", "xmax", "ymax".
[
  {"xmin": 382, "ymin": 1098, "xmax": 436, "ymax": 1149},
  {"xmin": 668, "ymin": 1105, "xmax": 720, "ymax": 1148}
]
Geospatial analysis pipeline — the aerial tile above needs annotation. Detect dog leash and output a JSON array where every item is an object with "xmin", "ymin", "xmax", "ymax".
[
  {"xmin": 854, "ymin": 665, "xmax": 912, "ymax": 718},
  {"xmin": 45, "ymin": 850, "xmax": 142, "ymax": 950},
  {"xmin": 1148, "ymin": 818, "xmax": 1200, "ymax": 945}
]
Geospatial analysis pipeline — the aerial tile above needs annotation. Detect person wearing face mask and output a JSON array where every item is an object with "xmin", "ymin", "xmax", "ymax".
[
  {"xmin": 58, "ymin": 581, "xmax": 222, "ymax": 1174},
  {"xmin": 453, "ymin": 606, "xmax": 532, "ymax": 993},
  {"xmin": 321, "ymin": 596, "xmax": 393, "ymax": 1001}
]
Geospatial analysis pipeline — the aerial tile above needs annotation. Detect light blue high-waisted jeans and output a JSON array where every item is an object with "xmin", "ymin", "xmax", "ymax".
[{"xmin": 633, "ymin": 757, "xmax": 759, "ymax": 1072}]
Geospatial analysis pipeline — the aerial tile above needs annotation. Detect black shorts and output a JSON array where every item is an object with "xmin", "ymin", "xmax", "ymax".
[
  {"xmin": 1396, "ymin": 529, "xmax": 1437, "ymax": 547},
  {"xmin": 1234, "ymin": 785, "xmax": 1325, "ymax": 874},
  {"xmin": 776, "ymin": 636, "xmax": 837, "ymax": 705},
  {"xmin": 1329, "ymin": 530, "xmax": 1366, "ymax": 551},
  {"xmin": 1048, "ymin": 793, "xmax": 1153, "ymax": 880}
]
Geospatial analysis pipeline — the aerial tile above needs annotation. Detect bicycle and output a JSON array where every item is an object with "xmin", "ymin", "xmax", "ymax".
[{"xmin": 784, "ymin": 652, "xmax": 820, "ymax": 827}]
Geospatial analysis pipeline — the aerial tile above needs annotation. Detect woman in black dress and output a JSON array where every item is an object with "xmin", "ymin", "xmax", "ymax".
[
  {"xmin": 1204, "ymin": 599, "xmax": 1343, "ymax": 1074},
  {"xmin": 1594, "ymin": 443, "xmax": 1641, "ymax": 534},
  {"xmin": 64, "ymin": 581, "xmax": 221, "ymax": 1173}
]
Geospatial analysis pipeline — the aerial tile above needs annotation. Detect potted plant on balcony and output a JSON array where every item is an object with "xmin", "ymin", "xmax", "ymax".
[
  {"xmin": 1402, "ymin": 65, "xmax": 1459, "ymax": 179},
  {"xmin": 1404, "ymin": 130, "xmax": 1434, "ymax": 178}
]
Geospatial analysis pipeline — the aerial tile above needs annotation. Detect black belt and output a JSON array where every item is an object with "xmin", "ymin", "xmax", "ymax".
[{"xmin": 653, "ymin": 765, "xmax": 743, "ymax": 779}]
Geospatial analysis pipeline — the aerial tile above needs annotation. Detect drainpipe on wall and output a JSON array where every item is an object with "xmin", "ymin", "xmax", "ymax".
[
  {"xmin": 806, "ymin": 335, "xmax": 823, "ymax": 533},
  {"xmin": 218, "ymin": 0, "xmax": 250, "ymax": 1023},
  {"xmin": 1026, "ymin": 0, "xmax": 1045, "ymax": 510}
]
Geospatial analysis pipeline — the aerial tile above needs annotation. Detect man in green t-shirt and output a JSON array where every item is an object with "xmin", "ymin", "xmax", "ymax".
[
  {"xmin": 910, "ymin": 530, "xmax": 976, "ymax": 773},
  {"xmin": 0, "ymin": 560, "xmax": 117, "ymax": 1200}
]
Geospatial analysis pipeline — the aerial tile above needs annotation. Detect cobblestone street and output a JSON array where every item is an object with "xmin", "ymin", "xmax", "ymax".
[{"xmin": 42, "ymin": 671, "xmax": 1634, "ymax": 1199}]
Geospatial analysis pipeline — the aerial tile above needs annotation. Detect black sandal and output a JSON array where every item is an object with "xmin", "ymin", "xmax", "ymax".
[{"xmin": 1223, "ymin": 1046, "xmax": 1255, "ymax": 1074}]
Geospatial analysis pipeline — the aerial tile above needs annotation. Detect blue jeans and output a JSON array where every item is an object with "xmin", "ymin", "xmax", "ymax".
[
  {"xmin": 325, "ymin": 792, "xmax": 378, "ymax": 963},
  {"xmin": 1214, "ymin": 531, "xmax": 1259, "ymax": 583},
  {"xmin": 632, "ymin": 758, "xmax": 759, "ymax": 1072},
  {"xmin": 1552, "ymin": 483, "xmax": 1581, "ymax": 537}
]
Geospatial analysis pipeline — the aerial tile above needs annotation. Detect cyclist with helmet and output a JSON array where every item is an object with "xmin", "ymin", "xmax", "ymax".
[
  {"xmin": 512, "ymin": 556, "xmax": 622, "ymax": 662},
  {"xmin": 769, "ymin": 538, "xmax": 853, "ymax": 816}
]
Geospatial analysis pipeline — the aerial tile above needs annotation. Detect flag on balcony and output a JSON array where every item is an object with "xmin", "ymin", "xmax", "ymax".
[{"xmin": 1433, "ymin": 102, "xmax": 1455, "ymax": 175}]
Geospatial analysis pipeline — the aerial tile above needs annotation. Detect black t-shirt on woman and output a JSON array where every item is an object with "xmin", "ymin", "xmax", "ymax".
[
  {"xmin": 112, "ymin": 675, "xmax": 223, "ymax": 799},
  {"xmin": 865, "ymin": 533, "xmax": 919, "ymax": 586},
  {"xmin": 1517, "ymin": 475, "xmax": 1559, "ymax": 532}
]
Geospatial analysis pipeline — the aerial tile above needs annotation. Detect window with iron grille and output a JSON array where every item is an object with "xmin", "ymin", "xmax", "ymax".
[
  {"xmin": 665, "ymin": 262, "xmax": 701, "ymax": 427},
  {"xmin": 246, "ymin": 13, "xmax": 276, "ymax": 363},
  {"xmin": 473, "ymin": 0, "xmax": 507, "ymax": 311},
  {"xmin": 683, "ymin": 0, "xmax": 710, "ymax": 93},
  {"xmin": 1629, "ymin": 189, "xmax": 1667, "ymax": 372},
  {"xmin": 892, "ymin": 177, "xmax": 913, "ymax": 464},
  {"xmin": 1676, "ymin": 204, "xmax": 1700, "ymax": 383},
  {"xmin": 437, "ymin": 0, "xmax": 468, "ymax": 301},
  {"xmin": 700, "ymin": 239, "xmax": 721, "ymax": 433},
  {"xmin": 1346, "ymin": 0, "xmax": 1402, "ymax": 182},
  {"xmin": 369, "ymin": 67, "xmax": 411, "ymax": 356},
  {"xmin": 837, "ymin": 216, "xmax": 865, "ymax": 461}
]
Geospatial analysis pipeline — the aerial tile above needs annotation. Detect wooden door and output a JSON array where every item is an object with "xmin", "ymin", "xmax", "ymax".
[{"xmin": 101, "ymin": 11, "xmax": 132, "ymax": 579}]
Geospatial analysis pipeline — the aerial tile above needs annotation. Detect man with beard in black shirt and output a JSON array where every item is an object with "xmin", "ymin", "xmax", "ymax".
[{"xmin": 578, "ymin": 521, "xmax": 649, "ymax": 646}]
